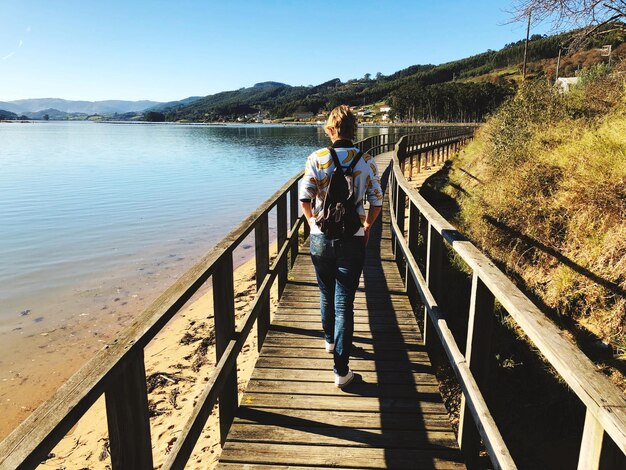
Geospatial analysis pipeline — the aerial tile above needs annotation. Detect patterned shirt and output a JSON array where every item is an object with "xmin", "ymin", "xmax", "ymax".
[{"xmin": 298, "ymin": 140, "xmax": 384, "ymax": 236}]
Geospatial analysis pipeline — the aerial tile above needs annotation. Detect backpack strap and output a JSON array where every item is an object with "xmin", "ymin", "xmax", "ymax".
[
  {"xmin": 328, "ymin": 147, "xmax": 343, "ymax": 175},
  {"xmin": 349, "ymin": 151, "xmax": 363, "ymax": 171},
  {"xmin": 328, "ymin": 148, "xmax": 363, "ymax": 174}
]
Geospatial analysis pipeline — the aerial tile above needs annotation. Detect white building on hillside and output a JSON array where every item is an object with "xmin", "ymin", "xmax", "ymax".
[{"xmin": 556, "ymin": 77, "xmax": 579, "ymax": 93}]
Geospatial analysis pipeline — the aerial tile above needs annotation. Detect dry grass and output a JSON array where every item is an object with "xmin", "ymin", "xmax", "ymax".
[{"xmin": 444, "ymin": 62, "xmax": 626, "ymax": 370}]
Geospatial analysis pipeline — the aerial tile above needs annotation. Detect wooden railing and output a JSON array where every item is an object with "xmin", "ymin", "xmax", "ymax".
[
  {"xmin": 0, "ymin": 169, "xmax": 306, "ymax": 469},
  {"xmin": 0, "ymin": 129, "xmax": 439, "ymax": 470},
  {"xmin": 388, "ymin": 133, "xmax": 626, "ymax": 469}
]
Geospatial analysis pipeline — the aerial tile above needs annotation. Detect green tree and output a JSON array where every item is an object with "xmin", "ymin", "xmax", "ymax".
[{"xmin": 144, "ymin": 111, "xmax": 165, "ymax": 122}]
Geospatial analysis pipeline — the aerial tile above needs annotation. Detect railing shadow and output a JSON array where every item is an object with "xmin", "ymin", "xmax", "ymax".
[
  {"xmin": 483, "ymin": 214, "xmax": 626, "ymax": 298},
  {"xmin": 359, "ymin": 163, "xmax": 462, "ymax": 468}
]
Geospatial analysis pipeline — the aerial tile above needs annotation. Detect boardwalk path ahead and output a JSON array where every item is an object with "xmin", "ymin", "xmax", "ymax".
[{"xmin": 217, "ymin": 152, "xmax": 465, "ymax": 469}]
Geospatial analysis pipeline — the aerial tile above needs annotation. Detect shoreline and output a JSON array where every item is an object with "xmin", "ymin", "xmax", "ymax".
[
  {"xmin": 2, "ymin": 119, "xmax": 480, "ymax": 128},
  {"xmin": 0, "ymin": 238, "xmax": 262, "ymax": 442},
  {"xmin": 27, "ymin": 249, "xmax": 274, "ymax": 469}
]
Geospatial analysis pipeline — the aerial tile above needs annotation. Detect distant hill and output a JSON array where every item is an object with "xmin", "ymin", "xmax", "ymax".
[
  {"xmin": 0, "ymin": 109, "xmax": 19, "ymax": 120},
  {"xmin": 166, "ymin": 24, "xmax": 626, "ymax": 122},
  {"xmin": 253, "ymin": 81, "xmax": 289, "ymax": 88},
  {"xmin": 22, "ymin": 108, "xmax": 90, "ymax": 120},
  {"xmin": 147, "ymin": 96, "xmax": 203, "ymax": 112},
  {"xmin": 0, "ymin": 98, "xmax": 161, "ymax": 115}
]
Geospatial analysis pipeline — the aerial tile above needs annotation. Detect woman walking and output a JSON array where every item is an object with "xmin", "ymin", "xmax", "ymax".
[{"xmin": 299, "ymin": 105, "xmax": 383, "ymax": 388}]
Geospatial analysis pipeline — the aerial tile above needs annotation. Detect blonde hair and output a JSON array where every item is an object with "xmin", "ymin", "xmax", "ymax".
[{"xmin": 325, "ymin": 105, "xmax": 358, "ymax": 140}]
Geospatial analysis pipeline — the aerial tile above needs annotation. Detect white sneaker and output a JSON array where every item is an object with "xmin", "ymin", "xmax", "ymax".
[
  {"xmin": 334, "ymin": 370, "xmax": 354, "ymax": 389},
  {"xmin": 325, "ymin": 340, "xmax": 334, "ymax": 353}
]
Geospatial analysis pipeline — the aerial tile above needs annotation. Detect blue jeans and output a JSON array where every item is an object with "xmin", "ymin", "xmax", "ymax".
[{"xmin": 310, "ymin": 234, "xmax": 365, "ymax": 376}]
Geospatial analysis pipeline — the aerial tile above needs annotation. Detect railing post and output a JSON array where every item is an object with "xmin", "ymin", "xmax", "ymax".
[
  {"xmin": 390, "ymin": 173, "xmax": 397, "ymax": 255},
  {"xmin": 395, "ymin": 183, "xmax": 406, "ymax": 271},
  {"xmin": 277, "ymin": 193, "xmax": 288, "ymax": 297},
  {"xmin": 424, "ymin": 223, "xmax": 443, "ymax": 348},
  {"xmin": 105, "ymin": 352, "xmax": 153, "ymax": 470},
  {"xmin": 213, "ymin": 253, "xmax": 237, "ymax": 445},
  {"xmin": 578, "ymin": 410, "xmax": 626, "ymax": 469},
  {"xmin": 289, "ymin": 185, "xmax": 298, "ymax": 268},
  {"xmin": 406, "ymin": 203, "xmax": 420, "ymax": 307},
  {"xmin": 255, "ymin": 213, "xmax": 270, "ymax": 350},
  {"xmin": 458, "ymin": 273, "xmax": 495, "ymax": 468}
]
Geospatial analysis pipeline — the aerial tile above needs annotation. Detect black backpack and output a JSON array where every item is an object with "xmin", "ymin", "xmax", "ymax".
[{"xmin": 315, "ymin": 147, "xmax": 363, "ymax": 238}]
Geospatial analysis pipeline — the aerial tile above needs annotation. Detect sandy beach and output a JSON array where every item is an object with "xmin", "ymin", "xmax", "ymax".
[{"xmin": 27, "ymin": 244, "xmax": 282, "ymax": 469}]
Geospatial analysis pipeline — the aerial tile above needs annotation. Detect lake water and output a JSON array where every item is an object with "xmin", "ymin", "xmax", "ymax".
[{"xmin": 0, "ymin": 121, "xmax": 392, "ymax": 436}]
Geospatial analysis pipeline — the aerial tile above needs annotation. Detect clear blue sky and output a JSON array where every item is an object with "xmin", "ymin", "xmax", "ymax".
[{"xmin": 0, "ymin": 0, "xmax": 558, "ymax": 102}]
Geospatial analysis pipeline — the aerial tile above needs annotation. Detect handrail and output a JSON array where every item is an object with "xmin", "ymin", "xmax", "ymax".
[
  {"xmin": 389, "ymin": 133, "xmax": 626, "ymax": 468},
  {"xmin": 388, "ymin": 187, "xmax": 516, "ymax": 470}
]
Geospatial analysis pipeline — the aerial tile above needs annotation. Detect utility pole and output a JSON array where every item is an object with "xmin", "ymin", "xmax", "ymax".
[
  {"xmin": 554, "ymin": 48, "xmax": 562, "ymax": 85},
  {"xmin": 522, "ymin": 8, "xmax": 532, "ymax": 80}
]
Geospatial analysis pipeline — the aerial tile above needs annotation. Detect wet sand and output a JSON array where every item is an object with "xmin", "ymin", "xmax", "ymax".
[
  {"xmin": 0, "ymin": 234, "xmax": 276, "ymax": 469},
  {"xmin": 33, "ymin": 251, "xmax": 281, "ymax": 469}
]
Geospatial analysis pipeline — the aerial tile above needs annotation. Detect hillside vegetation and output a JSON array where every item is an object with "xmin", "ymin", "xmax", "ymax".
[
  {"xmin": 164, "ymin": 27, "xmax": 626, "ymax": 122},
  {"xmin": 438, "ymin": 62, "xmax": 626, "ymax": 374}
]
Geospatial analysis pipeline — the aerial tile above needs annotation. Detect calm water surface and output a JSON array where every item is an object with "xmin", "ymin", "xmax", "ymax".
[
  {"xmin": 0, "ymin": 121, "xmax": 397, "ymax": 435},
  {"xmin": 0, "ymin": 121, "xmax": 390, "ymax": 335}
]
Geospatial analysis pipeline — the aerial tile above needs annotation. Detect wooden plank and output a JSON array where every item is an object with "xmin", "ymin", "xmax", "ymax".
[
  {"xmin": 258, "ymin": 347, "xmax": 429, "ymax": 362},
  {"xmin": 578, "ymin": 409, "xmax": 626, "ymax": 470},
  {"xmin": 227, "ymin": 423, "xmax": 457, "ymax": 449},
  {"xmin": 265, "ymin": 330, "xmax": 423, "ymax": 344},
  {"xmin": 270, "ymin": 320, "xmax": 422, "ymax": 334},
  {"xmin": 249, "ymin": 368, "xmax": 437, "ymax": 385},
  {"xmin": 219, "ymin": 442, "xmax": 464, "ymax": 469},
  {"xmin": 289, "ymin": 185, "xmax": 299, "ymax": 268},
  {"xmin": 579, "ymin": 409, "xmax": 608, "ymax": 470},
  {"xmin": 236, "ymin": 392, "xmax": 448, "ymax": 416},
  {"xmin": 104, "ymin": 351, "xmax": 153, "ymax": 470},
  {"xmin": 213, "ymin": 253, "xmax": 238, "ymax": 445},
  {"xmin": 244, "ymin": 378, "xmax": 440, "ymax": 398},
  {"xmin": 234, "ymin": 407, "xmax": 452, "ymax": 430},
  {"xmin": 277, "ymin": 193, "xmax": 288, "ymax": 297},
  {"xmin": 272, "ymin": 314, "xmax": 417, "ymax": 324},
  {"xmin": 274, "ymin": 308, "xmax": 417, "ymax": 318},
  {"xmin": 395, "ymin": 182, "xmax": 406, "ymax": 269},
  {"xmin": 277, "ymin": 299, "xmax": 413, "ymax": 309},
  {"xmin": 255, "ymin": 213, "xmax": 270, "ymax": 350},
  {"xmin": 254, "ymin": 355, "xmax": 431, "ymax": 371},
  {"xmin": 458, "ymin": 273, "xmax": 495, "ymax": 466},
  {"xmin": 262, "ymin": 337, "xmax": 427, "ymax": 352}
]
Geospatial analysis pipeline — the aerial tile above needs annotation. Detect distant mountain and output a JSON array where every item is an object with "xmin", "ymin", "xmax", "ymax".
[
  {"xmin": 0, "ymin": 98, "xmax": 161, "ymax": 115},
  {"xmin": 167, "ymin": 82, "xmax": 301, "ymax": 121}
]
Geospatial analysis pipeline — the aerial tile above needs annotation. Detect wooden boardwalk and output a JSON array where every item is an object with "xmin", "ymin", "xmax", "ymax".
[{"xmin": 217, "ymin": 152, "xmax": 465, "ymax": 469}]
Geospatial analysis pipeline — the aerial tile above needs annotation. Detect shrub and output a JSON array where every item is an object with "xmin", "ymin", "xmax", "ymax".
[{"xmin": 444, "ymin": 64, "xmax": 626, "ymax": 358}]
